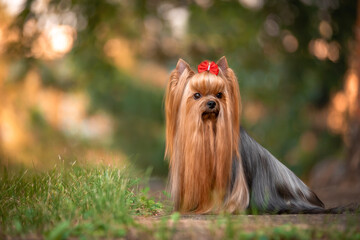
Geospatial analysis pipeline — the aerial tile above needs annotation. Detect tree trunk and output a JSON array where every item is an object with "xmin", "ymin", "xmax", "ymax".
[{"xmin": 346, "ymin": 0, "xmax": 360, "ymax": 175}]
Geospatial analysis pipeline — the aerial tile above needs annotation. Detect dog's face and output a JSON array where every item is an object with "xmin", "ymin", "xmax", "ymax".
[
  {"xmin": 184, "ymin": 72, "xmax": 225, "ymax": 122},
  {"xmin": 165, "ymin": 57, "xmax": 241, "ymax": 131}
]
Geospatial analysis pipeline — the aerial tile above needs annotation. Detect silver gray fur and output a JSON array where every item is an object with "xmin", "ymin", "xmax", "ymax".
[{"xmin": 237, "ymin": 127, "xmax": 326, "ymax": 214}]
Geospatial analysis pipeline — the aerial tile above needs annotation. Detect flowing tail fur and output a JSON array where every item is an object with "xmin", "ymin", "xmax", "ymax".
[{"xmin": 239, "ymin": 127, "xmax": 357, "ymax": 214}]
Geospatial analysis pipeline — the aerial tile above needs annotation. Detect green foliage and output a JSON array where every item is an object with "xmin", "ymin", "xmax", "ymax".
[
  {"xmin": 0, "ymin": 164, "xmax": 163, "ymax": 238},
  {"xmin": 72, "ymin": 52, "xmax": 166, "ymax": 174},
  {"xmin": 186, "ymin": 0, "xmax": 357, "ymax": 175},
  {"xmin": 5, "ymin": 0, "xmax": 358, "ymax": 177}
]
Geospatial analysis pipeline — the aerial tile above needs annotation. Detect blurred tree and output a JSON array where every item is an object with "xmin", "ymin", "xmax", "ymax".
[
  {"xmin": 347, "ymin": 0, "xmax": 360, "ymax": 177},
  {"xmin": 3, "ymin": 0, "xmax": 167, "ymax": 173},
  {"xmin": 0, "ymin": 0, "xmax": 357, "ymax": 177},
  {"xmin": 185, "ymin": 0, "xmax": 357, "ymax": 175}
]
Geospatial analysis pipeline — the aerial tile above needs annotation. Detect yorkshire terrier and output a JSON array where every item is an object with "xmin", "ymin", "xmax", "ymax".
[{"xmin": 165, "ymin": 56, "xmax": 329, "ymax": 214}]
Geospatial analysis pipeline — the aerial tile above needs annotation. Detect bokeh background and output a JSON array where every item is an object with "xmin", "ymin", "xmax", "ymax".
[{"xmin": 0, "ymin": 0, "xmax": 359, "ymax": 195}]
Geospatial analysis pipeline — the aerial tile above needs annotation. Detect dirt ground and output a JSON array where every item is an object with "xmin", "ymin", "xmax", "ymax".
[
  {"xmin": 144, "ymin": 175, "xmax": 360, "ymax": 239},
  {"xmin": 135, "ymin": 213, "xmax": 360, "ymax": 239}
]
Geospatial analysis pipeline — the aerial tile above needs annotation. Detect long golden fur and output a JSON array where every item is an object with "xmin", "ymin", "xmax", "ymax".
[{"xmin": 165, "ymin": 57, "xmax": 249, "ymax": 214}]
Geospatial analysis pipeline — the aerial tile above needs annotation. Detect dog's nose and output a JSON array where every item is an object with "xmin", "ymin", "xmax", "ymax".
[{"xmin": 207, "ymin": 101, "xmax": 216, "ymax": 109}]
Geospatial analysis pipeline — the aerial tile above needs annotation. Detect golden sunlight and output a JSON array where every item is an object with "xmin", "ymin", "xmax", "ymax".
[
  {"xmin": 327, "ymin": 41, "xmax": 340, "ymax": 62},
  {"xmin": 327, "ymin": 109, "xmax": 345, "ymax": 134},
  {"xmin": 103, "ymin": 38, "xmax": 135, "ymax": 70},
  {"xmin": 333, "ymin": 92, "xmax": 347, "ymax": 113},
  {"xmin": 345, "ymin": 71, "xmax": 359, "ymax": 116},
  {"xmin": 31, "ymin": 24, "xmax": 76, "ymax": 60},
  {"xmin": 0, "ymin": 0, "xmax": 26, "ymax": 15},
  {"xmin": 309, "ymin": 39, "xmax": 328, "ymax": 60},
  {"xmin": 48, "ymin": 25, "xmax": 75, "ymax": 54},
  {"xmin": 309, "ymin": 38, "xmax": 340, "ymax": 62},
  {"xmin": 327, "ymin": 70, "xmax": 359, "ymax": 134}
]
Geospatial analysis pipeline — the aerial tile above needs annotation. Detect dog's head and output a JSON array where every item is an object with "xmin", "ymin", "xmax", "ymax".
[{"xmin": 165, "ymin": 56, "xmax": 241, "ymax": 159}]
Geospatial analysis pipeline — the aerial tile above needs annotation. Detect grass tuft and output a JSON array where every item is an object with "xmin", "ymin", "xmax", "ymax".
[{"xmin": 0, "ymin": 164, "xmax": 163, "ymax": 238}]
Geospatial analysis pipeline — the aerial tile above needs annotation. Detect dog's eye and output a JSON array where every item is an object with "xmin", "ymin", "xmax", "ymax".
[
  {"xmin": 193, "ymin": 93, "xmax": 201, "ymax": 100},
  {"xmin": 216, "ymin": 92, "xmax": 223, "ymax": 99}
]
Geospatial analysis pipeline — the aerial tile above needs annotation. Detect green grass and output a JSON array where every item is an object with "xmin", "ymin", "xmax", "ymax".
[
  {"xmin": 1, "ymin": 163, "xmax": 359, "ymax": 240},
  {"xmin": 0, "ymin": 163, "xmax": 163, "ymax": 239}
]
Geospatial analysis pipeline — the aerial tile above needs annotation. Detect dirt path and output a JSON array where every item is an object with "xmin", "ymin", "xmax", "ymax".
[
  {"xmin": 144, "ymin": 178, "xmax": 360, "ymax": 239},
  {"xmin": 134, "ymin": 214, "xmax": 359, "ymax": 240}
]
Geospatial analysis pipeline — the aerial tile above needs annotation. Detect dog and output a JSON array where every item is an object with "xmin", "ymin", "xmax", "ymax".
[{"xmin": 165, "ymin": 56, "xmax": 331, "ymax": 214}]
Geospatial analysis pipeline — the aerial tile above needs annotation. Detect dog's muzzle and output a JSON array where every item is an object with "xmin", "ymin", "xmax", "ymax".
[{"xmin": 202, "ymin": 101, "xmax": 219, "ymax": 120}]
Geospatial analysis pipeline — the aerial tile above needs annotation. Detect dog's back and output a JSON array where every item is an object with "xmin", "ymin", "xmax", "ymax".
[{"xmin": 238, "ymin": 127, "xmax": 327, "ymax": 214}]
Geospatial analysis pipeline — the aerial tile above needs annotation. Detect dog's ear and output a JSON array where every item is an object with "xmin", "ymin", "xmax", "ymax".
[
  {"xmin": 217, "ymin": 56, "xmax": 229, "ymax": 73},
  {"xmin": 176, "ymin": 58, "xmax": 191, "ymax": 77},
  {"xmin": 169, "ymin": 59, "xmax": 193, "ymax": 87},
  {"xmin": 165, "ymin": 59, "xmax": 193, "ymax": 160}
]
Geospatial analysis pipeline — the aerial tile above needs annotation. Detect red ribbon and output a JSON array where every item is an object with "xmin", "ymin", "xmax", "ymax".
[{"xmin": 197, "ymin": 60, "xmax": 219, "ymax": 75}]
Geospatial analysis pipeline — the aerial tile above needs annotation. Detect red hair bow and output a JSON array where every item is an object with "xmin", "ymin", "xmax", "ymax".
[{"xmin": 197, "ymin": 60, "xmax": 219, "ymax": 75}]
